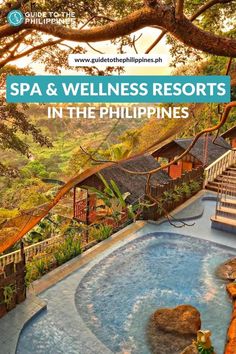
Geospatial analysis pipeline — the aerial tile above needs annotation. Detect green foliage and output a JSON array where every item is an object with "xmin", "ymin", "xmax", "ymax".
[
  {"xmin": 0, "ymin": 66, "xmax": 52, "ymax": 177},
  {"xmin": 167, "ymin": 0, "xmax": 235, "ymax": 65},
  {"xmin": 127, "ymin": 203, "xmax": 141, "ymax": 221},
  {"xmin": 53, "ymin": 235, "xmax": 82, "ymax": 266},
  {"xmin": 0, "ymin": 208, "xmax": 19, "ymax": 221},
  {"xmin": 25, "ymin": 254, "xmax": 53, "ymax": 285},
  {"xmin": 157, "ymin": 179, "xmax": 201, "ymax": 215},
  {"xmin": 98, "ymin": 143, "xmax": 132, "ymax": 161},
  {"xmin": 34, "ymin": 258, "xmax": 49, "ymax": 276},
  {"xmin": 21, "ymin": 161, "xmax": 49, "ymax": 179},
  {"xmin": 90, "ymin": 224, "xmax": 113, "ymax": 241},
  {"xmin": 197, "ymin": 343, "xmax": 214, "ymax": 354},
  {"xmin": 26, "ymin": 234, "xmax": 81, "ymax": 285},
  {"xmin": 180, "ymin": 182, "xmax": 192, "ymax": 198},
  {"xmin": 0, "ymin": 176, "xmax": 51, "ymax": 211},
  {"xmin": 189, "ymin": 180, "xmax": 202, "ymax": 194},
  {"xmin": 2, "ymin": 284, "xmax": 16, "ymax": 306},
  {"xmin": 24, "ymin": 219, "xmax": 54, "ymax": 245},
  {"xmin": 0, "ymin": 105, "xmax": 142, "ymax": 213},
  {"xmin": 85, "ymin": 174, "xmax": 130, "ymax": 214},
  {"xmin": 174, "ymin": 56, "xmax": 236, "ymax": 136}
]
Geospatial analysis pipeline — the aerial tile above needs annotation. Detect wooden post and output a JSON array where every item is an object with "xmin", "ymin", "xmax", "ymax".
[
  {"xmin": 85, "ymin": 191, "xmax": 90, "ymax": 244},
  {"xmin": 73, "ymin": 186, "xmax": 76, "ymax": 218},
  {"xmin": 20, "ymin": 240, "xmax": 25, "ymax": 266}
]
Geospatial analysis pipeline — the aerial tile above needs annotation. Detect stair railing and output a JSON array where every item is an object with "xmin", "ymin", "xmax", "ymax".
[
  {"xmin": 204, "ymin": 149, "xmax": 236, "ymax": 188},
  {"xmin": 215, "ymin": 176, "xmax": 225, "ymax": 219},
  {"xmin": 215, "ymin": 170, "xmax": 235, "ymax": 219}
]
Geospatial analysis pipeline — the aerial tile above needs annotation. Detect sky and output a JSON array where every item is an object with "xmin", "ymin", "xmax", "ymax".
[{"xmin": 13, "ymin": 28, "xmax": 172, "ymax": 75}]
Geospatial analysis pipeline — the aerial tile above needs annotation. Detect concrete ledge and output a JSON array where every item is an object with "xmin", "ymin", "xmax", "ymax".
[
  {"xmin": 29, "ymin": 220, "xmax": 146, "ymax": 295},
  {"xmin": 0, "ymin": 221, "xmax": 146, "ymax": 354},
  {"xmin": 0, "ymin": 295, "xmax": 46, "ymax": 354}
]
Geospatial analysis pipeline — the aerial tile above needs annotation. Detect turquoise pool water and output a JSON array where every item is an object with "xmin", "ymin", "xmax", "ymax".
[{"xmin": 17, "ymin": 232, "xmax": 235, "ymax": 354}]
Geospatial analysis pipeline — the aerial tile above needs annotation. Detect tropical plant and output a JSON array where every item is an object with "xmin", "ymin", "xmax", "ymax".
[
  {"xmin": 180, "ymin": 182, "xmax": 192, "ymax": 198},
  {"xmin": 34, "ymin": 258, "xmax": 49, "ymax": 276},
  {"xmin": 90, "ymin": 224, "xmax": 113, "ymax": 241},
  {"xmin": 2, "ymin": 284, "xmax": 16, "ymax": 307},
  {"xmin": 195, "ymin": 330, "xmax": 215, "ymax": 354},
  {"xmin": 53, "ymin": 235, "xmax": 82, "ymax": 266},
  {"xmin": 106, "ymin": 143, "xmax": 131, "ymax": 161},
  {"xmin": 24, "ymin": 218, "xmax": 54, "ymax": 245},
  {"xmin": 172, "ymin": 186, "xmax": 183, "ymax": 202},
  {"xmin": 189, "ymin": 180, "xmax": 201, "ymax": 193},
  {"xmin": 84, "ymin": 174, "xmax": 130, "ymax": 219},
  {"xmin": 25, "ymin": 262, "xmax": 41, "ymax": 286},
  {"xmin": 156, "ymin": 178, "xmax": 201, "ymax": 216}
]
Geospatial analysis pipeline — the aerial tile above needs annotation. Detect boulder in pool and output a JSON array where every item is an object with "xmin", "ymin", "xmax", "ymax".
[
  {"xmin": 216, "ymin": 258, "xmax": 236, "ymax": 280},
  {"xmin": 181, "ymin": 344, "xmax": 198, "ymax": 354},
  {"xmin": 147, "ymin": 305, "xmax": 201, "ymax": 354}
]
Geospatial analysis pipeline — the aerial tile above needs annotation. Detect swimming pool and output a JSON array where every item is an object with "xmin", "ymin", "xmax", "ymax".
[{"xmin": 17, "ymin": 231, "xmax": 235, "ymax": 354}]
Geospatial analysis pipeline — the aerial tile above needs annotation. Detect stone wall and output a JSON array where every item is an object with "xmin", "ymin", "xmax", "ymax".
[{"xmin": 0, "ymin": 257, "xmax": 26, "ymax": 318}]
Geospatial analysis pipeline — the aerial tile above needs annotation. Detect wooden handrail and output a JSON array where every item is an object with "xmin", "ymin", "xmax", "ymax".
[
  {"xmin": 204, "ymin": 149, "xmax": 236, "ymax": 187},
  {"xmin": 0, "ymin": 235, "xmax": 63, "ymax": 268}
]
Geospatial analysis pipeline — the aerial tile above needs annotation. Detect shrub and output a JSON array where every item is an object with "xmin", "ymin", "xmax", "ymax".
[
  {"xmin": 25, "ymin": 253, "xmax": 54, "ymax": 286},
  {"xmin": 180, "ymin": 182, "xmax": 192, "ymax": 198},
  {"xmin": 53, "ymin": 235, "xmax": 82, "ymax": 266},
  {"xmin": 189, "ymin": 180, "xmax": 201, "ymax": 193},
  {"xmin": 90, "ymin": 224, "xmax": 113, "ymax": 241},
  {"xmin": 3, "ymin": 284, "xmax": 16, "ymax": 307},
  {"xmin": 0, "ymin": 208, "xmax": 19, "ymax": 219}
]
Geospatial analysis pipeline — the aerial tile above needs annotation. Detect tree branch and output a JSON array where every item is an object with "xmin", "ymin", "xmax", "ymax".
[
  {"xmin": 175, "ymin": 0, "xmax": 184, "ymax": 20},
  {"xmin": 145, "ymin": 30, "xmax": 167, "ymax": 54},
  {"xmin": 0, "ymin": 0, "xmax": 29, "ymax": 19},
  {"xmin": 190, "ymin": 0, "xmax": 233, "ymax": 21},
  {"xmin": 0, "ymin": 5, "xmax": 235, "ymax": 57},
  {"xmin": 86, "ymin": 42, "xmax": 104, "ymax": 54},
  {"xmin": 146, "ymin": 0, "xmax": 234, "ymax": 53},
  {"xmin": 81, "ymin": 102, "xmax": 236, "ymax": 176},
  {"xmin": 0, "ymin": 39, "xmax": 62, "ymax": 68},
  {"xmin": 0, "ymin": 30, "xmax": 32, "ymax": 56}
]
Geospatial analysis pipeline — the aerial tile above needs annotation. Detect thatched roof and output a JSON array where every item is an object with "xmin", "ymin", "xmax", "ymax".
[
  {"xmin": 175, "ymin": 136, "xmax": 230, "ymax": 165},
  {"xmin": 221, "ymin": 125, "xmax": 236, "ymax": 139},
  {"xmin": 82, "ymin": 155, "xmax": 170, "ymax": 203}
]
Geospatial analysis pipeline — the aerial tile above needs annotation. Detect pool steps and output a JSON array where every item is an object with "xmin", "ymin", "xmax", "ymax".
[{"xmin": 208, "ymin": 164, "xmax": 236, "ymax": 233}]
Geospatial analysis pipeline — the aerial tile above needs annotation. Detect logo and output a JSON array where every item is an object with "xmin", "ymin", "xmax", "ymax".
[{"xmin": 7, "ymin": 10, "xmax": 25, "ymax": 26}]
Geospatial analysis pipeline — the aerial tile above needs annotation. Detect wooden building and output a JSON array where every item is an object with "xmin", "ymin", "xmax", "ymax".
[
  {"xmin": 221, "ymin": 126, "xmax": 236, "ymax": 148},
  {"xmin": 73, "ymin": 154, "xmax": 170, "ymax": 225},
  {"xmin": 151, "ymin": 136, "xmax": 230, "ymax": 179}
]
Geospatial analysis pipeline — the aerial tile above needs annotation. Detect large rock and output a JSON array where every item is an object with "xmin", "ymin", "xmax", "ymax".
[
  {"xmin": 181, "ymin": 344, "xmax": 198, "ymax": 354},
  {"xmin": 147, "ymin": 305, "xmax": 201, "ymax": 354},
  {"xmin": 216, "ymin": 258, "xmax": 236, "ymax": 280}
]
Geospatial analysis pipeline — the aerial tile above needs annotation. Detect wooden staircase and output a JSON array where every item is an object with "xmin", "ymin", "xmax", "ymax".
[
  {"xmin": 204, "ymin": 149, "xmax": 236, "ymax": 233},
  {"xmin": 210, "ymin": 172, "xmax": 236, "ymax": 233},
  {"xmin": 206, "ymin": 165, "xmax": 236, "ymax": 196}
]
